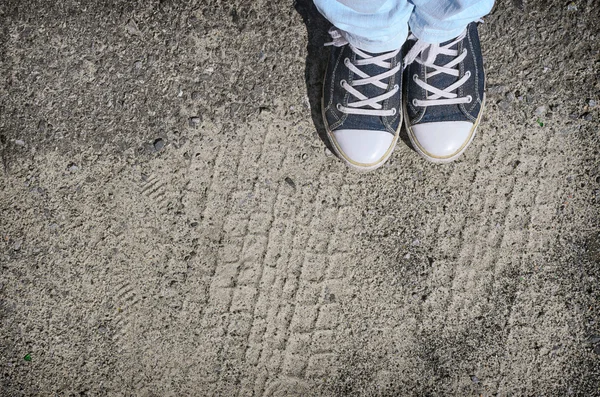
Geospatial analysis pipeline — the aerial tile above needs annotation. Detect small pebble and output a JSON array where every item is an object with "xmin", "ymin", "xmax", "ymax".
[
  {"xmin": 13, "ymin": 240, "xmax": 22, "ymax": 251},
  {"xmin": 153, "ymin": 138, "xmax": 165, "ymax": 151},
  {"xmin": 589, "ymin": 99, "xmax": 597, "ymax": 107},
  {"xmin": 412, "ymin": 239, "xmax": 420, "ymax": 246},
  {"xmin": 14, "ymin": 139, "xmax": 25, "ymax": 146},
  {"xmin": 125, "ymin": 19, "xmax": 141, "ymax": 36},
  {"xmin": 582, "ymin": 112, "xmax": 592, "ymax": 121},
  {"xmin": 487, "ymin": 85, "xmax": 506, "ymax": 96},
  {"xmin": 567, "ymin": 2, "xmax": 577, "ymax": 11},
  {"xmin": 284, "ymin": 177, "xmax": 296, "ymax": 190},
  {"xmin": 189, "ymin": 117, "xmax": 202, "ymax": 127},
  {"xmin": 134, "ymin": 60, "xmax": 143, "ymax": 69},
  {"xmin": 534, "ymin": 106, "xmax": 546, "ymax": 116},
  {"xmin": 512, "ymin": 0, "xmax": 523, "ymax": 10},
  {"xmin": 301, "ymin": 153, "xmax": 308, "ymax": 160},
  {"xmin": 67, "ymin": 163, "xmax": 79, "ymax": 172},
  {"xmin": 471, "ymin": 375, "xmax": 480, "ymax": 384},
  {"xmin": 498, "ymin": 100, "xmax": 510, "ymax": 112},
  {"xmin": 191, "ymin": 91, "xmax": 201, "ymax": 100},
  {"xmin": 324, "ymin": 147, "xmax": 333, "ymax": 157},
  {"xmin": 404, "ymin": 253, "xmax": 411, "ymax": 259},
  {"xmin": 506, "ymin": 92, "xmax": 515, "ymax": 103}
]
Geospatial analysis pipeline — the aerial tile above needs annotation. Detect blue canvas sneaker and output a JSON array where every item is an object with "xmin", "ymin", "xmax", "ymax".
[
  {"xmin": 322, "ymin": 28, "xmax": 403, "ymax": 171},
  {"xmin": 403, "ymin": 22, "xmax": 486, "ymax": 163}
]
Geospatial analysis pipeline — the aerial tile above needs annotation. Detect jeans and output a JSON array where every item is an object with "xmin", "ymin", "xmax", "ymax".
[{"xmin": 313, "ymin": 0, "xmax": 495, "ymax": 52}]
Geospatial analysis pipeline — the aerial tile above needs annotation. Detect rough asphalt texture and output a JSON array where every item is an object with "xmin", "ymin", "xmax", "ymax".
[{"xmin": 1, "ymin": 0, "xmax": 599, "ymax": 395}]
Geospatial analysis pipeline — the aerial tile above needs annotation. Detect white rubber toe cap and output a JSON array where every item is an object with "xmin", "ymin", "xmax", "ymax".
[
  {"xmin": 410, "ymin": 121, "xmax": 475, "ymax": 161},
  {"xmin": 331, "ymin": 129, "xmax": 395, "ymax": 168}
]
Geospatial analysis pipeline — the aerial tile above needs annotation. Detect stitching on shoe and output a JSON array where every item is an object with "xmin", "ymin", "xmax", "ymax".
[
  {"xmin": 468, "ymin": 26, "xmax": 480, "ymax": 113},
  {"xmin": 459, "ymin": 26, "xmax": 478, "ymax": 123},
  {"xmin": 325, "ymin": 48, "xmax": 343, "ymax": 111},
  {"xmin": 470, "ymin": 25, "xmax": 484, "ymax": 114},
  {"xmin": 411, "ymin": 62, "xmax": 427, "ymax": 124},
  {"xmin": 327, "ymin": 48, "xmax": 348, "ymax": 130},
  {"xmin": 383, "ymin": 55, "xmax": 401, "ymax": 134}
]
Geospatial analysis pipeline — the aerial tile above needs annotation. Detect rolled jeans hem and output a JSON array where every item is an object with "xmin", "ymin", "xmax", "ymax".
[
  {"xmin": 315, "ymin": 0, "xmax": 494, "ymax": 51},
  {"xmin": 341, "ymin": 27, "xmax": 409, "ymax": 53},
  {"xmin": 407, "ymin": 22, "xmax": 470, "ymax": 44}
]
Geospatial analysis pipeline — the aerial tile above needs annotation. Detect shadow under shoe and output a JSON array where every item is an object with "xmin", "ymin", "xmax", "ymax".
[{"xmin": 293, "ymin": 0, "xmax": 334, "ymax": 154}]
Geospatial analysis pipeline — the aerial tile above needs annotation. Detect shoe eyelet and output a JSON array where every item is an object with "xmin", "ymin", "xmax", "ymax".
[
  {"xmin": 465, "ymin": 71, "xmax": 471, "ymax": 78},
  {"xmin": 463, "ymin": 49, "xmax": 468, "ymax": 55},
  {"xmin": 336, "ymin": 103, "xmax": 343, "ymax": 111},
  {"xmin": 413, "ymin": 74, "xmax": 418, "ymax": 81},
  {"xmin": 344, "ymin": 58, "xmax": 350, "ymax": 66},
  {"xmin": 393, "ymin": 84, "xmax": 399, "ymax": 90},
  {"xmin": 391, "ymin": 108, "xmax": 397, "ymax": 115},
  {"xmin": 340, "ymin": 79, "xmax": 347, "ymax": 88},
  {"xmin": 466, "ymin": 95, "xmax": 473, "ymax": 103},
  {"xmin": 412, "ymin": 99, "xmax": 418, "ymax": 107}
]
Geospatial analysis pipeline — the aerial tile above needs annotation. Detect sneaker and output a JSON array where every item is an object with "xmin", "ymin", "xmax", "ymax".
[
  {"xmin": 403, "ymin": 22, "xmax": 486, "ymax": 163},
  {"xmin": 322, "ymin": 28, "xmax": 403, "ymax": 171}
]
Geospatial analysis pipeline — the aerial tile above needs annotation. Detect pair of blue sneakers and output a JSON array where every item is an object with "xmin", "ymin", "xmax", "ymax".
[{"xmin": 322, "ymin": 22, "xmax": 486, "ymax": 170}]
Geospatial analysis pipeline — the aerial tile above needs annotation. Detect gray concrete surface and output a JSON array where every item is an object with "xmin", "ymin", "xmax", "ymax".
[{"xmin": 1, "ymin": 0, "xmax": 599, "ymax": 395}]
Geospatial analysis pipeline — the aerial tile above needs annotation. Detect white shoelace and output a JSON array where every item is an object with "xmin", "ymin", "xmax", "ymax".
[
  {"xmin": 325, "ymin": 28, "xmax": 401, "ymax": 117},
  {"xmin": 402, "ymin": 29, "xmax": 471, "ymax": 107}
]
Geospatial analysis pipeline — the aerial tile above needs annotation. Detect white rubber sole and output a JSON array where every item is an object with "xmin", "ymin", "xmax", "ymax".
[{"xmin": 404, "ymin": 94, "xmax": 486, "ymax": 164}]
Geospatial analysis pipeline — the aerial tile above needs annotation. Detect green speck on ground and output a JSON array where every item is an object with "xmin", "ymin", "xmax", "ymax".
[{"xmin": 23, "ymin": 353, "xmax": 31, "ymax": 362}]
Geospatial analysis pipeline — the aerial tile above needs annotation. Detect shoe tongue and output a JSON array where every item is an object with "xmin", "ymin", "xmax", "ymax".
[
  {"xmin": 424, "ymin": 40, "xmax": 460, "ymax": 96},
  {"xmin": 421, "ymin": 46, "xmax": 434, "ymax": 64}
]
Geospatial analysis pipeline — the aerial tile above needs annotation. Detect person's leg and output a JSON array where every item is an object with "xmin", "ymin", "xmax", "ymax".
[
  {"xmin": 314, "ymin": 0, "xmax": 411, "ymax": 171},
  {"xmin": 313, "ymin": 0, "xmax": 413, "ymax": 53},
  {"xmin": 402, "ymin": 0, "xmax": 495, "ymax": 163},
  {"xmin": 408, "ymin": 0, "xmax": 494, "ymax": 44}
]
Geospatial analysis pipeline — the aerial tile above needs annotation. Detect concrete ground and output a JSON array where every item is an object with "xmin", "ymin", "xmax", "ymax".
[{"xmin": 1, "ymin": 0, "xmax": 599, "ymax": 395}]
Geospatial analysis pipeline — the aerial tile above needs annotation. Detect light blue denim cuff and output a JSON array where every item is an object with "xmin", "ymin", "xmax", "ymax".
[
  {"xmin": 341, "ymin": 26, "xmax": 409, "ymax": 53},
  {"xmin": 407, "ymin": 20, "xmax": 471, "ymax": 44}
]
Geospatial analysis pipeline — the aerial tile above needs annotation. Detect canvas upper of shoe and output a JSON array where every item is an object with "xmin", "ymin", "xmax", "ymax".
[
  {"xmin": 322, "ymin": 28, "xmax": 403, "ymax": 169},
  {"xmin": 403, "ymin": 22, "xmax": 485, "ymax": 162},
  {"xmin": 404, "ymin": 22, "xmax": 485, "ymax": 126}
]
